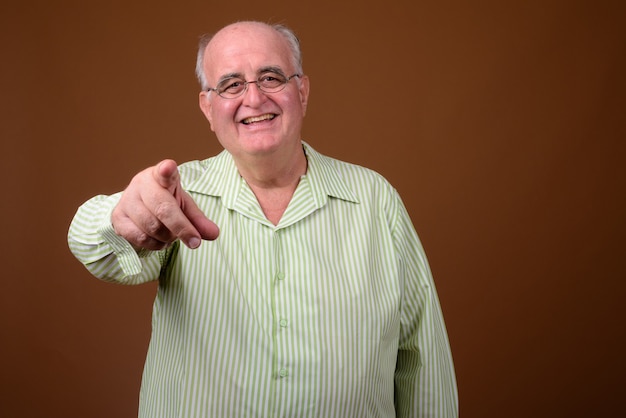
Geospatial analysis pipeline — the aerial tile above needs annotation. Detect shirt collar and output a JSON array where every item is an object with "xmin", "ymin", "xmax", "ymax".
[
  {"xmin": 302, "ymin": 142, "xmax": 359, "ymax": 206},
  {"xmin": 185, "ymin": 141, "xmax": 359, "ymax": 209}
]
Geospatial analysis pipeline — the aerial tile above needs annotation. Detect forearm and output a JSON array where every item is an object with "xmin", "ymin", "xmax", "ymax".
[
  {"xmin": 68, "ymin": 193, "xmax": 164, "ymax": 285},
  {"xmin": 395, "ymin": 295, "xmax": 458, "ymax": 417}
]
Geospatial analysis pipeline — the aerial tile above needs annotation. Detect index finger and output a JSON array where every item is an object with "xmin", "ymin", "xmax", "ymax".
[{"xmin": 153, "ymin": 159, "xmax": 181, "ymax": 195}]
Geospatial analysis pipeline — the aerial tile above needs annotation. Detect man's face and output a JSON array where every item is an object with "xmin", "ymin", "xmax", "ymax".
[{"xmin": 199, "ymin": 23, "xmax": 309, "ymax": 159}]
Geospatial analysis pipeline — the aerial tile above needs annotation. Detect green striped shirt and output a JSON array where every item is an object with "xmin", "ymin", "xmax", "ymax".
[{"xmin": 68, "ymin": 142, "xmax": 458, "ymax": 417}]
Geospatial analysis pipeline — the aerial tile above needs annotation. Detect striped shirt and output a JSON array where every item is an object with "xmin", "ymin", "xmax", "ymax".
[{"xmin": 68, "ymin": 142, "xmax": 458, "ymax": 417}]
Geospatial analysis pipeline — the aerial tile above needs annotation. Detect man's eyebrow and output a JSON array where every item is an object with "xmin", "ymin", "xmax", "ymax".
[
  {"xmin": 258, "ymin": 66, "xmax": 286, "ymax": 76},
  {"xmin": 215, "ymin": 67, "xmax": 286, "ymax": 84},
  {"xmin": 216, "ymin": 72, "xmax": 243, "ymax": 84}
]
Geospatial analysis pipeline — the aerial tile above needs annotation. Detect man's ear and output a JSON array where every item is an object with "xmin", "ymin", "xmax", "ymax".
[
  {"xmin": 298, "ymin": 75, "xmax": 310, "ymax": 116},
  {"xmin": 199, "ymin": 91, "xmax": 215, "ymax": 132}
]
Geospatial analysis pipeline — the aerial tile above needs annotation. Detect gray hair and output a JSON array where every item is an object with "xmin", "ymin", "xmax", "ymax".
[{"xmin": 195, "ymin": 22, "xmax": 303, "ymax": 91}]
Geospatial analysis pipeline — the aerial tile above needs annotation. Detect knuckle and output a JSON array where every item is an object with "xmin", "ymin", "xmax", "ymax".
[
  {"xmin": 133, "ymin": 232, "xmax": 166, "ymax": 251},
  {"xmin": 134, "ymin": 231, "xmax": 151, "ymax": 246},
  {"xmin": 153, "ymin": 200, "xmax": 177, "ymax": 220},
  {"xmin": 144, "ymin": 217, "xmax": 165, "ymax": 236}
]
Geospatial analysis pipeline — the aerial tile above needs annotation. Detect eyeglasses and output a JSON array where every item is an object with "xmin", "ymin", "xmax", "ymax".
[{"xmin": 207, "ymin": 72, "xmax": 301, "ymax": 99}]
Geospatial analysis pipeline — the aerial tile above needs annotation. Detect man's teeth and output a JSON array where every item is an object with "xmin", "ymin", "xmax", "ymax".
[{"xmin": 242, "ymin": 114, "xmax": 275, "ymax": 125}]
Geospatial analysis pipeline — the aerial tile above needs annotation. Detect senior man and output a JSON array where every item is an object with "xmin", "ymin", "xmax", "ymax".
[{"xmin": 68, "ymin": 21, "xmax": 458, "ymax": 417}]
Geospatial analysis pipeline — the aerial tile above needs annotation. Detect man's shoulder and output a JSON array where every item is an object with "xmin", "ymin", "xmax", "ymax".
[
  {"xmin": 312, "ymin": 147, "xmax": 395, "ymax": 191},
  {"xmin": 306, "ymin": 144, "xmax": 398, "ymax": 206}
]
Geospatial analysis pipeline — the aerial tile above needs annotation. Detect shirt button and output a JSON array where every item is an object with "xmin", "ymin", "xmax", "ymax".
[
  {"xmin": 279, "ymin": 318, "xmax": 289, "ymax": 327},
  {"xmin": 279, "ymin": 368, "xmax": 289, "ymax": 378},
  {"xmin": 276, "ymin": 272, "xmax": 285, "ymax": 280}
]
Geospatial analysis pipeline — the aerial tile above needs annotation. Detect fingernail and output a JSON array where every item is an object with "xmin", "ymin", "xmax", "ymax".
[{"xmin": 188, "ymin": 237, "xmax": 201, "ymax": 249}]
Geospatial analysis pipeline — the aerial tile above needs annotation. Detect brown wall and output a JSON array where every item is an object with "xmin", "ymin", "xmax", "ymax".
[{"xmin": 2, "ymin": 0, "xmax": 624, "ymax": 416}]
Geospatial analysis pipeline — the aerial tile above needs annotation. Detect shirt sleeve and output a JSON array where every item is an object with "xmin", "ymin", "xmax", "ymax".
[
  {"xmin": 392, "ymin": 194, "xmax": 459, "ymax": 417},
  {"xmin": 67, "ymin": 193, "xmax": 166, "ymax": 285}
]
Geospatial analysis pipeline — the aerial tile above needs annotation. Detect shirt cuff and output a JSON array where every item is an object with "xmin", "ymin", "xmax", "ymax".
[{"xmin": 97, "ymin": 208, "xmax": 149, "ymax": 277}]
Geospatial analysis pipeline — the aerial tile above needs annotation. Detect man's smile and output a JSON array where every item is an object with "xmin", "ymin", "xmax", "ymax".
[{"xmin": 241, "ymin": 113, "xmax": 277, "ymax": 125}]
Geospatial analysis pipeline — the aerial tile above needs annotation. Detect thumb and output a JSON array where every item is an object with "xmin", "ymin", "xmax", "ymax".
[{"xmin": 180, "ymin": 190, "xmax": 220, "ymax": 243}]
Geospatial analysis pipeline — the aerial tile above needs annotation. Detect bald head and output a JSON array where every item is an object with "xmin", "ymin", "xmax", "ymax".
[{"xmin": 195, "ymin": 21, "xmax": 303, "ymax": 90}]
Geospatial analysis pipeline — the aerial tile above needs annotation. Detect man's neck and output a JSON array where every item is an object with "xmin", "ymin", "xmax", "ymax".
[
  {"xmin": 233, "ymin": 141, "xmax": 305, "ymax": 183},
  {"xmin": 234, "ymin": 143, "xmax": 308, "ymax": 225}
]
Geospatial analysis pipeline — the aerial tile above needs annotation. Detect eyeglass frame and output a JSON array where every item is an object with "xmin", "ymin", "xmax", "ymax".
[{"xmin": 205, "ymin": 72, "xmax": 302, "ymax": 99}]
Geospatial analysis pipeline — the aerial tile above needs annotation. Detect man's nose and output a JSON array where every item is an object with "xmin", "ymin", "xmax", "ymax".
[{"xmin": 242, "ymin": 81, "xmax": 266, "ymax": 105}]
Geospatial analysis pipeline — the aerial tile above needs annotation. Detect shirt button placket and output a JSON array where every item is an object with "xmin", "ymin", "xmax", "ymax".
[
  {"xmin": 276, "ymin": 278, "xmax": 289, "ymax": 380},
  {"xmin": 273, "ymin": 230, "xmax": 290, "ymax": 383}
]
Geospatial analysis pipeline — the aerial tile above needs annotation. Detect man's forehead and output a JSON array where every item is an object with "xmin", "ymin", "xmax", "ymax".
[
  {"xmin": 205, "ymin": 51, "xmax": 290, "ymax": 80},
  {"xmin": 203, "ymin": 26, "xmax": 291, "ymax": 79}
]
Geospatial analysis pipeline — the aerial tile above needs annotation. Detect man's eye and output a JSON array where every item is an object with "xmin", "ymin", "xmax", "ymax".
[
  {"xmin": 221, "ymin": 80, "xmax": 244, "ymax": 92},
  {"xmin": 260, "ymin": 73, "xmax": 286, "ymax": 86}
]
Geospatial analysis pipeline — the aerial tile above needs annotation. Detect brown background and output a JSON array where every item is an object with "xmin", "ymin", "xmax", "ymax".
[{"xmin": 2, "ymin": 0, "xmax": 624, "ymax": 416}]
